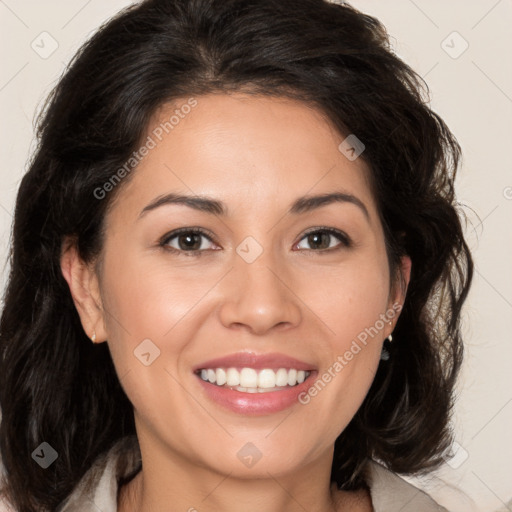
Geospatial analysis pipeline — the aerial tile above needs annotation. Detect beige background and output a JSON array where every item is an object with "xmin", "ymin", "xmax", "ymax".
[{"xmin": 0, "ymin": 1, "xmax": 511, "ymax": 510}]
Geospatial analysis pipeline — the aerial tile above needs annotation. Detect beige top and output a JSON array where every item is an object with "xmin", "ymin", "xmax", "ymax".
[{"xmin": 1, "ymin": 435, "xmax": 447, "ymax": 511}]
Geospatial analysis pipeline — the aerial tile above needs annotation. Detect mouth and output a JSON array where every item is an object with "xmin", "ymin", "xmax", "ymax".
[
  {"xmin": 192, "ymin": 352, "xmax": 317, "ymax": 415},
  {"xmin": 194, "ymin": 367, "xmax": 312, "ymax": 393}
]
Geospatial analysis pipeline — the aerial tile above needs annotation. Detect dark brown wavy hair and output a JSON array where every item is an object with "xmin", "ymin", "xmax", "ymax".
[{"xmin": 0, "ymin": 0, "xmax": 473, "ymax": 510}]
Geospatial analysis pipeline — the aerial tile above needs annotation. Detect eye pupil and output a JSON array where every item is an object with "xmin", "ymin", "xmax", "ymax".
[
  {"xmin": 308, "ymin": 232, "xmax": 330, "ymax": 250},
  {"xmin": 179, "ymin": 233, "xmax": 201, "ymax": 250}
]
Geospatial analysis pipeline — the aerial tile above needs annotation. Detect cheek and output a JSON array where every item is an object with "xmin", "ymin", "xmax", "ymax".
[
  {"xmin": 99, "ymin": 245, "xmax": 204, "ymax": 342},
  {"xmin": 298, "ymin": 253, "xmax": 390, "ymax": 427},
  {"xmin": 306, "ymin": 252, "xmax": 391, "ymax": 345},
  {"xmin": 98, "ymin": 249, "xmax": 196, "ymax": 426},
  {"xmin": 97, "ymin": 242, "xmax": 223, "ymax": 409}
]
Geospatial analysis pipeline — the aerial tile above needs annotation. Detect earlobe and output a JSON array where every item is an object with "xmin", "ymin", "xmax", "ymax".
[
  {"xmin": 399, "ymin": 255, "xmax": 412, "ymax": 297},
  {"xmin": 394, "ymin": 254, "xmax": 412, "ymax": 307},
  {"xmin": 388, "ymin": 255, "xmax": 412, "ymax": 332},
  {"xmin": 60, "ymin": 239, "xmax": 107, "ymax": 343}
]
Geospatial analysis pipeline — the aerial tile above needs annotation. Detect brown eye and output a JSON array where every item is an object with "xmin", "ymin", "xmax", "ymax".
[
  {"xmin": 295, "ymin": 228, "xmax": 351, "ymax": 252},
  {"xmin": 161, "ymin": 228, "xmax": 217, "ymax": 254},
  {"xmin": 306, "ymin": 232, "xmax": 331, "ymax": 250},
  {"xmin": 174, "ymin": 232, "xmax": 203, "ymax": 251}
]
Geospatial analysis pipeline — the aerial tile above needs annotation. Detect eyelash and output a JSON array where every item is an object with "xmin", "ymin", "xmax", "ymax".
[{"xmin": 159, "ymin": 226, "xmax": 352, "ymax": 257}]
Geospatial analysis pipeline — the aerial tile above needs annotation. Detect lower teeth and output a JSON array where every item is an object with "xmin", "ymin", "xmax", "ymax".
[
  {"xmin": 232, "ymin": 385, "xmax": 290, "ymax": 393},
  {"xmin": 207, "ymin": 383, "xmax": 299, "ymax": 393}
]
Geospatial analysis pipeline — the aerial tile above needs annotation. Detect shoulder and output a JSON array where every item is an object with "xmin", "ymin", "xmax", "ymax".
[
  {"xmin": 57, "ymin": 435, "xmax": 141, "ymax": 512},
  {"xmin": 0, "ymin": 495, "xmax": 15, "ymax": 512},
  {"xmin": 366, "ymin": 460, "xmax": 448, "ymax": 512},
  {"xmin": 0, "ymin": 453, "xmax": 15, "ymax": 512},
  {"xmin": 2, "ymin": 441, "xmax": 448, "ymax": 512},
  {"xmin": 0, "ymin": 436, "xmax": 140, "ymax": 512}
]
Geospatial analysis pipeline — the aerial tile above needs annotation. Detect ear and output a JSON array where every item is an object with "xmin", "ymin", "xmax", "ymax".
[
  {"xmin": 387, "ymin": 254, "xmax": 412, "ymax": 333},
  {"xmin": 60, "ymin": 238, "xmax": 108, "ymax": 343}
]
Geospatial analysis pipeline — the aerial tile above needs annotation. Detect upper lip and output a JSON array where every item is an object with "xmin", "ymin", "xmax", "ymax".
[{"xmin": 193, "ymin": 352, "xmax": 316, "ymax": 372}]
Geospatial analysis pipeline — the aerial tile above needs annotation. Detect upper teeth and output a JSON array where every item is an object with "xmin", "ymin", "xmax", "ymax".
[{"xmin": 199, "ymin": 367, "xmax": 310, "ymax": 389}]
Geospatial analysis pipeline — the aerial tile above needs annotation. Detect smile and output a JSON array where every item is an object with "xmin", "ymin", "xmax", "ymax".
[
  {"xmin": 197, "ymin": 367, "xmax": 312, "ymax": 393},
  {"xmin": 192, "ymin": 352, "xmax": 317, "ymax": 414}
]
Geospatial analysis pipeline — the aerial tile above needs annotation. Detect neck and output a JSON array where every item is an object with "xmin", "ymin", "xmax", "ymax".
[{"xmin": 117, "ymin": 440, "xmax": 372, "ymax": 512}]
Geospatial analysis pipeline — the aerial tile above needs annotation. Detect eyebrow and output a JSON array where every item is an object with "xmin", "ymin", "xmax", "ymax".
[{"xmin": 138, "ymin": 191, "xmax": 370, "ymax": 221}]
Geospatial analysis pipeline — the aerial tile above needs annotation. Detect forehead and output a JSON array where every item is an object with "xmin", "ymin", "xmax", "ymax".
[{"xmin": 108, "ymin": 93, "xmax": 378, "ymax": 224}]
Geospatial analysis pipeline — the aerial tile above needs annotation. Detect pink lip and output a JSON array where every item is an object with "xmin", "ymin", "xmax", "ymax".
[
  {"xmin": 194, "ymin": 370, "xmax": 318, "ymax": 415},
  {"xmin": 192, "ymin": 352, "xmax": 317, "ymax": 416},
  {"xmin": 193, "ymin": 352, "xmax": 316, "ymax": 372}
]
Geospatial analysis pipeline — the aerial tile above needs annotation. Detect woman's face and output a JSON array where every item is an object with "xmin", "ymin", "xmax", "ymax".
[{"xmin": 68, "ymin": 93, "xmax": 409, "ymax": 480}]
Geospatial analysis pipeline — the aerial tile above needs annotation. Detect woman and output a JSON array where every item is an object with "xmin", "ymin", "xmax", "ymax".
[{"xmin": 0, "ymin": 0, "xmax": 473, "ymax": 510}]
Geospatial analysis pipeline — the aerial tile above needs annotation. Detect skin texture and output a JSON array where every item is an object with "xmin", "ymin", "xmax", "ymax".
[{"xmin": 61, "ymin": 93, "xmax": 411, "ymax": 512}]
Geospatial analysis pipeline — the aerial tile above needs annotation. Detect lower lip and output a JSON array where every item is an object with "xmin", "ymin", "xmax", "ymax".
[{"xmin": 195, "ymin": 372, "xmax": 317, "ymax": 415}]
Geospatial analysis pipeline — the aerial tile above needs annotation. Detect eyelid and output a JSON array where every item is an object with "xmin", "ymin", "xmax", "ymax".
[
  {"xmin": 296, "ymin": 226, "xmax": 352, "ymax": 249},
  {"xmin": 159, "ymin": 227, "xmax": 218, "ymax": 251},
  {"xmin": 159, "ymin": 226, "xmax": 352, "ymax": 255}
]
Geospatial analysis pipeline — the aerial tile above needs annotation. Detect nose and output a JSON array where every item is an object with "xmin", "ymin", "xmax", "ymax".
[{"xmin": 217, "ymin": 246, "xmax": 302, "ymax": 335}]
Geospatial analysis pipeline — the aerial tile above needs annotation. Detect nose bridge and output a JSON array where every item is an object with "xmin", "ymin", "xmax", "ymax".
[
  {"xmin": 238, "ymin": 243, "xmax": 280, "ymax": 293},
  {"xmin": 218, "ymin": 234, "xmax": 301, "ymax": 333}
]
